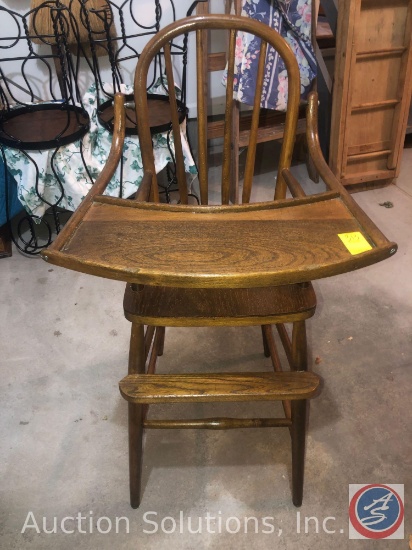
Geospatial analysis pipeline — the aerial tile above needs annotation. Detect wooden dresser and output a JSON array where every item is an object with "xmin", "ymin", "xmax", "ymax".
[{"xmin": 330, "ymin": 0, "xmax": 412, "ymax": 191}]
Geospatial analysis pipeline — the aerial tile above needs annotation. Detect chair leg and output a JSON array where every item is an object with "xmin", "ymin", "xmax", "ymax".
[
  {"xmin": 144, "ymin": 326, "xmax": 156, "ymax": 360},
  {"xmin": 261, "ymin": 325, "xmax": 271, "ymax": 357},
  {"xmin": 156, "ymin": 326, "xmax": 166, "ymax": 357},
  {"xmin": 291, "ymin": 399, "xmax": 307, "ymax": 507},
  {"xmin": 291, "ymin": 320, "xmax": 307, "ymax": 372},
  {"xmin": 291, "ymin": 320, "xmax": 308, "ymax": 506},
  {"xmin": 128, "ymin": 322, "xmax": 146, "ymax": 508}
]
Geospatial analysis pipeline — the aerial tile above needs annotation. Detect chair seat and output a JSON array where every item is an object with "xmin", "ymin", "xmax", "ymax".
[
  {"xmin": 43, "ymin": 193, "xmax": 396, "ymax": 288},
  {"xmin": 119, "ymin": 371, "xmax": 320, "ymax": 404},
  {"xmin": 123, "ymin": 281, "xmax": 316, "ymax": 326}
]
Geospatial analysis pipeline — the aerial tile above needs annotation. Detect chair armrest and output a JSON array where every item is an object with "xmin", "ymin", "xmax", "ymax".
[
  {"xmin": 306, "ymin": 92, "xmax": 349, "ymax": 196},
  {"xmin": 306, "ymin": 92, "xmax": 395, "ymax": 249},
  {"xmin": 42, "ymin": 93, "xmax": 126, "ymax": 255}
]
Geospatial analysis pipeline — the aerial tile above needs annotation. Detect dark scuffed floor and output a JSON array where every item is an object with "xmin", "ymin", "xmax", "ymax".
[{"xmin": 1, "ymin": 149, "xmax": 411, "ymax": 549}]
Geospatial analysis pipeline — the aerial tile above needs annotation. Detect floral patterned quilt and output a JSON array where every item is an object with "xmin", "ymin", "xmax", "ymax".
[
  {"xmin": 229, "ymin": 0, "xmax": 317, "ymax": 111},
  {"xmin": 3, "ymin": 82, "xmax": 196, "ymax": 219}
]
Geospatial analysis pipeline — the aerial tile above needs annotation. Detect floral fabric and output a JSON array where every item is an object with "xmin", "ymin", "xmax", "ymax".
[
  {"xmin": 228, "ymin": 0, "xmax": 316, "ymax": 111},
  {"xmin": 3, "ymin": 81, "xmax": 196, "ymax": 219}
]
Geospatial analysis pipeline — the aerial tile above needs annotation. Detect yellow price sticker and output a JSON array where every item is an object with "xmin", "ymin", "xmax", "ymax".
[{"xmin": 338, "ymin": 232, "xmax": 373, "ymax": 255}]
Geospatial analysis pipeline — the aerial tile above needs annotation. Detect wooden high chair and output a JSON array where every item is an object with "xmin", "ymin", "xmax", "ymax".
[{"xmin": 41, "ymin": 14, "xmax": 397, "ymax": 509}]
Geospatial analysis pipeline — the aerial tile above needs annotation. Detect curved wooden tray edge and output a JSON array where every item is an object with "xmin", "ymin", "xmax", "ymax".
[{"xmin": 41, "ymin": 241, "xmax": 398, "ymax": 289}]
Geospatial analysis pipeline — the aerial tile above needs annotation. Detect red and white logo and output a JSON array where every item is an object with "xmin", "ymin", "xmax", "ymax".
[{"xmin": 349, "ymin": 484, "xmax": 404, "ymax": 540}]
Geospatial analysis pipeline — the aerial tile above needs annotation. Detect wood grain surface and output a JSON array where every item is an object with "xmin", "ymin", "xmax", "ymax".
[
  {"xmin": 119, "ymin": 371, "xmax": 320, "ymax": 404},
  {"xmin": 123, "ymin": 282, "xmax": 316, "ymax": 326},
  {"xmin": 48, "ymin": 195, "xmax": 393, "ymax": 288}
]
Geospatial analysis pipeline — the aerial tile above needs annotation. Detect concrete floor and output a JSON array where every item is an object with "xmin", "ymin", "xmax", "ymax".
[{"xmin": 1, "ymin": 149, "xmax": 411, "ymax": 549}]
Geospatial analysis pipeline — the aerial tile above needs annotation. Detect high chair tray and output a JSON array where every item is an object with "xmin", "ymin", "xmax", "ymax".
[{"xmin": 41, "ymin": 192, "xmax": 397, "ymax": 289}]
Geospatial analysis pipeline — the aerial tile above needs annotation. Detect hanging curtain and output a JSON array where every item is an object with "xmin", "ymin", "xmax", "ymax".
[{"xmin": 228, "ymin": 0, "xmax": 317, "ymax": 111}]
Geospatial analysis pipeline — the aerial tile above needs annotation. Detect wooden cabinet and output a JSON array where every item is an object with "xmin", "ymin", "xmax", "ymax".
[{"xmin": 330, "ymin": 0, "xmax": 412, "ymax": 191}]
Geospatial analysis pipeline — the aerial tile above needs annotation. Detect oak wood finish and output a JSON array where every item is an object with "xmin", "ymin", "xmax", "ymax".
[
  {"xmin": 42, "ymin": 93, "xmax": 126, "ymax": 259},
  {"xmin": 155, "ymin": 326, "xmax": 165, "ymax": 357},
  {"xmin": 261, "ymin": 325, "xmax": 271, "ymax": 358},
  {"xmin": 276, "ymin": 324, "xmax": 294, "ymax": 370},
  {"xmin": 144, "ymin": 325, "xmax": 156, "ymax": 361},
  {"xmin": 306, "ymin": 92, "xmax": 397, "ymax": 252},
  {"xmin": 134, "ymin": 171, "xmax": 153, "ymax": 203},
  {"xmin": 222, "ymin": 28, "xmax": 237, "ymax": 205},
  {"xmin": 262, "ymin": 324, "xmax": 292, "ymax": 420},
  {"xmin": 143, "ymin": 418, "xmax": 292, "ymax": 429},
  {"xmin": 147, "ymin": 327, "xmax": 164, "ymax": 375},
  {"xmin": 119, "ymin": 372, "xmax": 320, "ymax": 404},
  {"xmin": 123, "ymin": 282, "xmax": 316, "ymax": 327},
  {"xmin": 39, "ymin": 15, "xmax": 397, "ymax": 510},
  {"xmin": 242, "ymin": 39, "xmax": 268, "ymax": 203},
  {"xmin": 127, "ymin": 322, "xmax": 145, "ymax": 509},
  {"xmin": 291, "ymin": 399, "xmax": 307, "ymax": 506},
  {"xmin": 134, "ymin": 15, "xmax": 300, "ymax": 203},
  {"xmin": 44, "ymin": 195, "xmax": 395, "ymax": 288},
  {"xmin": 196, "ymin": 29, "xmax": 208, "ymax": 205},
  {"xmin": 290, "ymin": 320, "xmax": 308, "ymax": 505},
  {"xmin": 164, "ymin": 43, "xmax": 188, "ymax": 205},
  {"xmin": 282, "ymin": 169, "xmax": 307, "ymax": 198},
  {"xmin": 292, "ymin": 320, "xmax": 308, "ymax": 372}
]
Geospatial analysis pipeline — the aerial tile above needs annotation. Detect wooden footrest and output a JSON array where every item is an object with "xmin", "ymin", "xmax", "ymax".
[{"xmin": 119, "ymin": 372, "xmax": 320, "ymax": 404}]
